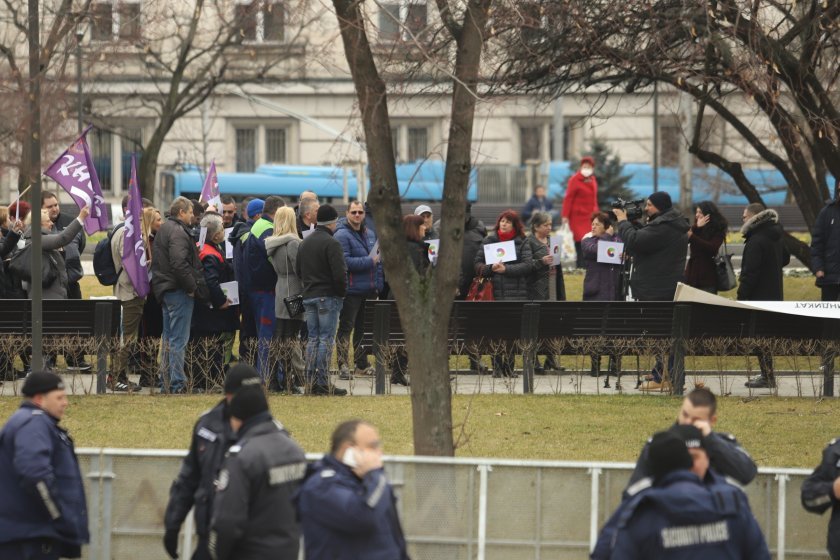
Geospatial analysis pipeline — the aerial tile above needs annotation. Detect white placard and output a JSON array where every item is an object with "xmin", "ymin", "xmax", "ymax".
[
  {"xmin": 224, "ymin": 227, "xmax": 234, "ymax": 259},
  {"xmin": 426, "ymin": 239, "xmax": 439, "ymax": 264},
  {"xmin": 219, "ymin": 281, "xmax": 239, "ymax": 305},
  {"xmin": 597, "ymin": 240, "xmax": 624, "ymax": 265},
  {"xmin": 369, "ymin": 240, "xmax": 380, "ymax": 258},
  {"xmin": 483, "ymin": 240, "xmax": 517, "ymax": 264},
  {"xmin": 197, "ymin": 226, "xmax": 208, "ymax": 249},
  {"xmin": 549, "ymin": 236, "xmax": 562, "ymax": 265},
  {"xmin": 302, "ymin": 224, "xmax": 316, "ymax": 239}
]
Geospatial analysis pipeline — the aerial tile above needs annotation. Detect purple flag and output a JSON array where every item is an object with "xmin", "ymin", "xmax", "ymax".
[
  {"xmin": 122, "ymin": 156, "xmax": 150, "ymax": 298},
  {"xmin": 199, "ymin": 160, "xmax": 221, "ymax": 207},
  {"xmin": 43, "ymin": 126, "xmax": 110, "ymax": 235}
]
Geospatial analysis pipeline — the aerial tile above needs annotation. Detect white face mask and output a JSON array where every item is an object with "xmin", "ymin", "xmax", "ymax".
[{"xmin": 581, "ymin": 168, "xmax": 593, "ymax": 178}]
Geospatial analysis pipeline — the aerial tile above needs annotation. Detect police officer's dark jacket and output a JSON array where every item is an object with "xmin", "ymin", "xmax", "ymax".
[
  {"xmin": 295, "ymin": 454, "xmax": 409, "ymax": 560},
  {"xmin": 209, "ymin": 412, "xmax": 306, "ymax": 560},
  {"xmin": 607, "ymin": 470, "xmax": 769, "ymax": 559},
  {"xmin": 801, "ymin": 437, "xmax": 840, "ymax": 560},
  {"xmin": 625, "ymin": 428, "xmax": 757, "ymax": 497},
  {"xmin": 0, "ymin": 401, "xmax": 89, "ymax": 554},
  {"xmin": 164, "ymin": 400, "xmax": 232, "ymax": 540}
]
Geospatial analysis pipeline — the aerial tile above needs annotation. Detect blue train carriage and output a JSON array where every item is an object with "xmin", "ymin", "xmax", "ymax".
[
  {"xmin": 543, "ymin": 161, "xmax": 790, "ymax": 206},
  {"xmin": 159, "ymin": 160, "xmax": 478, "ymax": 206}
]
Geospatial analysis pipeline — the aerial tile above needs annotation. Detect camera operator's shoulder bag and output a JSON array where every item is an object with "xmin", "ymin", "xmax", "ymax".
[{"xmin": 715, "ymin": 238, "xmax": 737, "ymax": 291}]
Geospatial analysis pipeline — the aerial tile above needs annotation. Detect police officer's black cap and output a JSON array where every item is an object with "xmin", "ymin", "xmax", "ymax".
[
  {"xmin": 22, "ymin": 371, "xmax": 65, "ymax": 397},
  {"xmin": 223, "ymin": 364, "xmax": 261, "ymax": 394},
  {"xmin": 668, "ymin": 424, "xmax": 705, "ymax": 449},
  {"xmin": 229, "ymin": 385, "xmax": 269, "ymax": 421},
  {"xmin": 648, "ymin": 430, "xmax": 693, "ymax": 480}
]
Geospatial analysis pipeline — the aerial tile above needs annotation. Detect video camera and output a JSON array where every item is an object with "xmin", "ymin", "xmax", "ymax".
[{"xmin": 611, "ymin": 198, "xmax": 645, "ymax": 221}]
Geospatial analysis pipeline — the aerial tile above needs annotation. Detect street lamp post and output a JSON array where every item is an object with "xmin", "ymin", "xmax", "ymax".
[{"xmin": 75, "ymin": 23, "xmax": 87, "ymax": 134}]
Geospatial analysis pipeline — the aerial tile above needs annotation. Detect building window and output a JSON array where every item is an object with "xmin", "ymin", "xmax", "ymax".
[
  {"xmin": 391, "ymin": 123, "xmax": 432, "ymax": 163},
  {"xmin": 91, "ymin": 1, "xmax": 141, "ymax": 42},
  {"xmin": 90, "ymin": 129, "xmax": 113, "ymax": 191},
  {"xmin": 265, "ymin": 128, "xmax": 287, "ymax": 163},
  {"xmin": 236, "ymin": 0, "xmax": 284, "ymax": 43},
  {"xmin": 234, "ymin": 124, "xmax": 291, "ymax": 170},
  {"xmin": 236, "ymin": 128, "xmax": 257, "ymax": 172},
  {"xmin": 379, "ymin": 1, "xmax": 427, "ymax": 42},
  {"xmin": 120, "ymin": 127, "xmax": 143, "ymax": 189},
  {"xmin": 520, "ymin": 125, "xmax": 542, "ymax": 163}
]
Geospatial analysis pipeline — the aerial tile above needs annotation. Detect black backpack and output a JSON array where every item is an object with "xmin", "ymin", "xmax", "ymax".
[{"xmin": 93, "ymin": 223, "xmax": 125, "ymax": 286}]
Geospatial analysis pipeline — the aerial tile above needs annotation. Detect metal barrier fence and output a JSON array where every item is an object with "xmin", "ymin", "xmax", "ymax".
[{"xmin": 74, "ymin": 449, "xmax": 823, "ymax": 560}]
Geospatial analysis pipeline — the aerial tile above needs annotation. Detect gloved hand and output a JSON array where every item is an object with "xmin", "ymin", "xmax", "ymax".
[{"xmin": 163, "ymin": 528, "xmax": 179, "ymax": 559}]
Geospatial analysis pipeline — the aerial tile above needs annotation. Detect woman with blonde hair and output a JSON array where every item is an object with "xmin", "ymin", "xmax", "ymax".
[{"xmin": 265, "ymin": 206, "xmax": 303, "ymax": 392}]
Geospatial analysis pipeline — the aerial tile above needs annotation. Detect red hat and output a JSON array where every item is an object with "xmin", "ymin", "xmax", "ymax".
[
  {"xmin": 8, "ymin": 200, "xmax": 30, "ymax": 221},
  {"xmin": 580, "ymin": 156, "xmax": 595, "ymax": 167}
]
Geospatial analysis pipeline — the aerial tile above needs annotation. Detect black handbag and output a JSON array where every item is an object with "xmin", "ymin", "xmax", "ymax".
[
  {"xmin": 8, "ymin": 244, "xmax": 59, "ymax": 288},
  {"xmin": 282, "ymin": 252, "xmax": 304, "ymax": 317},
  {"xmin": 715, "ymin": 239, "xmax": 737, "ymax": 291}
]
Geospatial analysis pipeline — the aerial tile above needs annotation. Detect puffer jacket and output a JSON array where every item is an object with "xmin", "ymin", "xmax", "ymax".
[
  {"xmin": 265, "ymin": 234, "xmax": 303, "ymax": 319},
  {"xmin": 0, "ymin": 402, "xmax": 89, "ymax": 556},
  {"xmin": 525, "ymin": 234, "xmax": 551, "ymax": 300},
  {"xmin": 151, "ymin": 217, "xmax": 203, "ymax": 301},
  {"xmin": 334, "ymin": 220, "xmax": 383, "ymax": 296},
  {"xmin": 0, "ymin": 228, "xmax": 22, "ymax": 298},
  {"xmin": 581, "ymin": 233, "xmax": 622, "ymax": 301},
  {"xmin": 616, "ymin": 207, "xmax": 690, "ymax": 301},
  {"xmin": 458, "ymin": 216, "xmax": 487, "ymax": 298},
  {"xmin": 191, "ymin": 242, "xmax": 238, "ymax": 335},
  {"xmin": 737, "ymin": 209, "xmax": 790, "ymax": 301},
  {"xmin": 22, "ymin": 219, "xmax": 83, "ymax": 300},
  {"xmin": 474, "ymin": 232, "xmax": 534, "ymax": 301},
  {"xmin": 810, "ymin": 199, "xmax": 840, "ymax": 286}
]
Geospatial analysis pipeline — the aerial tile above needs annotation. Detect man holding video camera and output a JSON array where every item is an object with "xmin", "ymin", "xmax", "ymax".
[
  {"xmin": 613, "ymin": 191, "xmax": 690, "ymax": 302},
  {"xmin": 614, "ymin": 192, "xmax": 690, "ymax": 390}
]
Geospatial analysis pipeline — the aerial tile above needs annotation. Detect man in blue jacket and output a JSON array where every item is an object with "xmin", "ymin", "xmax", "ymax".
[
  {"xmin": 296, "ymin": 420, "xmax": 409, "ymax": 559},
  {"xmin": 0, "ymin": 371, "xmax": 89, "ymax": 559},
  {"xmin": 595, "ymin": 425, "xmax": 769, "ymax": 560},
  {"xmin": 334, "ymin": 200, "xmax": 383, "ymax": 380},
  {"xmin": 801, "ymin": 437, "xmax": 840, "ymax": 560}
]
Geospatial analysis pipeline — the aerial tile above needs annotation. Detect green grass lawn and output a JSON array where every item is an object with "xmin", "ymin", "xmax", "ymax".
[{"xmin": 1, "ymin": 393, "xmax": 835, "ymax": 469}]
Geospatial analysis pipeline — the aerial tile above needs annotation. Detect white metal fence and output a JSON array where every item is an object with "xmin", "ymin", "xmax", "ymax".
[{"xmin": 74, "ymin": 449, "xmax": 823, "ymax": 559}]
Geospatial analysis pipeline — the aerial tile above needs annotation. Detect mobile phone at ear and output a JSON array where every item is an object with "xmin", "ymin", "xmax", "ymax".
[{"xmin": 342, "ymin": 447, "xmax": 358, "ymax": 468}]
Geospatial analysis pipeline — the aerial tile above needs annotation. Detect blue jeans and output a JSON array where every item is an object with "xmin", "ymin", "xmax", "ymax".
[
  {"xmin": 249, "ymin": 291, "xmax": 280, "ymax": 384},
  {"xmin": 303, "ymin": 296, "xmax": 343, "ymax": 386},
  {"xmin": 160, "ymin": 289, "xmax": 194, "ymax": 392}
]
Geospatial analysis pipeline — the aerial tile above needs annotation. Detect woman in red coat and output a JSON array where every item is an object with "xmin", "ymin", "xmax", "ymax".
[{"xmin": 562, "ymin": 156, "xmax": 600, "ymax": 267}]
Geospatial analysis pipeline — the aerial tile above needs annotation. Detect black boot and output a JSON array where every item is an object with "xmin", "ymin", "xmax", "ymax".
[{"xmin": 590, "ymin": 355, "xmax": 600, "ymax": 377}]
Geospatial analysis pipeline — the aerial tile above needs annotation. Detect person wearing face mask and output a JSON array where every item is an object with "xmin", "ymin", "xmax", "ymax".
[
  {"xmin": 562, "ymin": 156, "xmax": 601, "ymax": 268},
  {"xmin": 295, "ymin": 420, "xmax": 409, "ymax": 560}
]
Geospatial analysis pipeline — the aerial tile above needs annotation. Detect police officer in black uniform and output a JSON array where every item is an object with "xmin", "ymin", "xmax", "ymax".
[
  {"xmin": 600, "ymin": 425, "xmax": 769, "ymax": 560},
  {"xmin": 0, "ymin": 371, "xmax": 89, "ymax": 559},
  {"xmin": 163, "ymin": 364, "xmax": 261, "ymax": 559},
  {"xmin": 801, "ymin": 437, "xmax": 840, "ymax": 560},
  {"xmin": 625, "ymin": 387, "xmax": 756, "ymax": 497},
  {"xmin": 208, "ymin": 386, "xmax": 306, "ymax": 560}
]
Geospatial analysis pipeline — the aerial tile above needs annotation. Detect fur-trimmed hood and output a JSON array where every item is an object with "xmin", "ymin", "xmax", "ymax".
[{"xmin": 740, "ymin": 208, "xmax": 779, "ymax": 237}]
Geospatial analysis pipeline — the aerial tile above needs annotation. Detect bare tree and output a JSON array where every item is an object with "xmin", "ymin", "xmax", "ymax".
[
  {"xmin": 494, "ymin": 0, "xmax": 840, "ymax": 266},
  {"xmin": 0, "ymin": 0, "xmax": 90, "ymax": 191},
  {"xmin": 89, "ymin": 0, "xmax": 316, "ymax": 199},
  {"xmin": 332, "ymin": 0, "xmax": 491, "ymax": 456}
]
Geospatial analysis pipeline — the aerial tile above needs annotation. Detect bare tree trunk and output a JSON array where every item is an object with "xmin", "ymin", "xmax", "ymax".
[
  {"xmin": 333, "ymin": 0, "xmax": 490, "ymax": 456},
  {"xmin": 138, "ymin": 123, "xmax": 172, "ymax": 202}
]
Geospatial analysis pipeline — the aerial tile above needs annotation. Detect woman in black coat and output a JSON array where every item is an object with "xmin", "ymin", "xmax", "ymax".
[
  {"xmin": 388, "ymin": 215, "xmax": 430, "ymax": 386},
  {"xmin": 525, "ymin": 211, "xmax": 562, "ymax": 372},
  {"xmin": 685, "ymin": 201, "xmax": 728, "ymax": 293},
  {"xmin": 474, "ymin": 210, "xmax": 533, "ymax": 377}
]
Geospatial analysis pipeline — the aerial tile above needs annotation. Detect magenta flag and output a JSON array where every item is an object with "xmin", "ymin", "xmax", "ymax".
[
  {"xmin": 43, "ymin": 126, "xmax": 110, "ymax": 235},
  {"xmin": 122, "ymin": 155, "xmax": 150, "ymax": 298},
  {"xmin": 199, "ymin": 160, "xmax": 221, "ymax": 207}
]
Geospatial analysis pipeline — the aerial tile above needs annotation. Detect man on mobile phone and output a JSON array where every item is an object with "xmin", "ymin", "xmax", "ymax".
[{"xmin": 295, "ymin": 420, "xmax": 410, "ymax": 559}]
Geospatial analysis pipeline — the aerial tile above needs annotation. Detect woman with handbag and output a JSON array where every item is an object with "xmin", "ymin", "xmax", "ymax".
[
  {"xmin": 266, "ymin": 206, "xmax": 305, "ymax": 392},
  {"xmin": 685, "ymin": 201, "xmax": 728, "ymax": 294},
  {"xmin": 474, "ymin": 209, "xmax": 534, "ymax": 377}
]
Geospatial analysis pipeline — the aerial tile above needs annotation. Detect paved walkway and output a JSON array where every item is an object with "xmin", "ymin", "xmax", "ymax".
[{"xmin": 1, "ymin": 368, "xmax": 835, "ymax": 398}]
